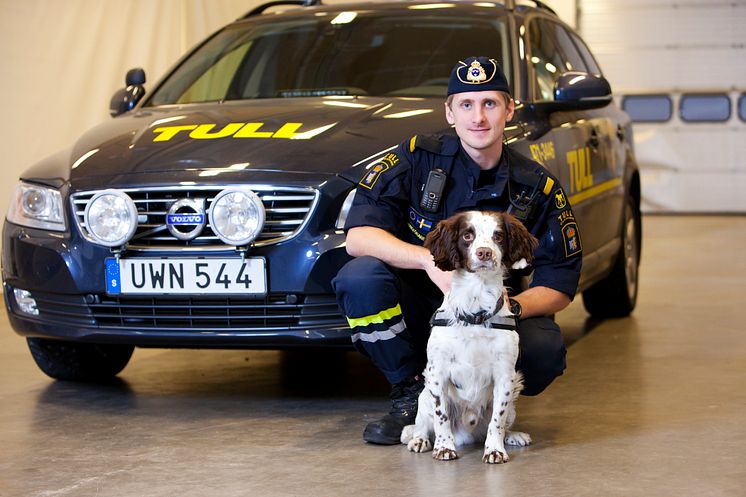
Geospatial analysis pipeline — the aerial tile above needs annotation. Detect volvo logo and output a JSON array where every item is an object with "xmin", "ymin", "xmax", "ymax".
[{"xmin": 166, "ymin": 198, "xmax": 206, "ymax": 240}]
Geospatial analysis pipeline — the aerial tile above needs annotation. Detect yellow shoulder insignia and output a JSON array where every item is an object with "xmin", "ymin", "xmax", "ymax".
[
  {"xmin": 409, "ymin": 135, "xmax": 418, "ymax": 153},
  {"xmin": 542, "ymin": 177, "xmax": 555, "ymax": 195}
]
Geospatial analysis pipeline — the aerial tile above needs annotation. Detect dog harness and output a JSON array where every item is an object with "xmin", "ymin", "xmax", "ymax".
[{"xmin": 429, "ymin": 296, "xmax": 517, "ymax": 330}]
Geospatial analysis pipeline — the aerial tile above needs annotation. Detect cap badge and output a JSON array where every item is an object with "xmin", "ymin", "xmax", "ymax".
[
  {"xmin": 456, "ymin": 58, "xmax": 498, "ymax": 85},
  {"xmin": 467, "ymin": 60, "xmax": 487, "ymax": 82}
]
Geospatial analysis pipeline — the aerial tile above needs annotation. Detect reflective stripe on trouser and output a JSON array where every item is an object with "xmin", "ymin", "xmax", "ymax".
[{"xmin": 332, "ymin": 256, "xmax": 422, "ymax": 384}]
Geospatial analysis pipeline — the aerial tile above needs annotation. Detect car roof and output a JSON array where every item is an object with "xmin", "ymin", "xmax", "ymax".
[{"xmin": 231, "ymin": 1, "xmax": 560, "ymax": 24}]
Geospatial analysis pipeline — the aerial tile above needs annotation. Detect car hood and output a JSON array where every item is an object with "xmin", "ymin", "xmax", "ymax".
[{"xmin": 55, "ymin": 97, "xmax": 459, "ymax": 185}]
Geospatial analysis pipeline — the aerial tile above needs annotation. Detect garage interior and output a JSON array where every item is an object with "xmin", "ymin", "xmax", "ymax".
[{"xmin": 1, "ymin": 1, "xmax": 744, "ymax": 496}]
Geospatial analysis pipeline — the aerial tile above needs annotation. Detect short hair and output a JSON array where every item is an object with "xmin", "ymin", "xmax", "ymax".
[{"xmin": 446, "ymin": 92, "xmax": 512, "ymax": 108}]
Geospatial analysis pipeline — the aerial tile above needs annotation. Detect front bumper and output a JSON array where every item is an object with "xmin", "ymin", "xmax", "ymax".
[{"xmin": 2, "ymin": 185, "xmax": 355, "ymax": 349}]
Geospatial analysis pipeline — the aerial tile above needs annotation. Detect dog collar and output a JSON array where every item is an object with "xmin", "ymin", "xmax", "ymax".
[{"xmin": 429, "ymin": 297, "xmax": 517, "ymax": 330}]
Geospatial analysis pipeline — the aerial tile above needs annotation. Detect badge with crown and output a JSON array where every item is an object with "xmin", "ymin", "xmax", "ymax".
[{"xmin": 467, "ymin": 60, "xmax": 487, "ymax": 83}]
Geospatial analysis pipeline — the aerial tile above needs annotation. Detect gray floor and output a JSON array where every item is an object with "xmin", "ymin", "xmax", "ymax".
[{"xmin": 1, "ymin": 215, "xmax": 744, "ymax": 497}]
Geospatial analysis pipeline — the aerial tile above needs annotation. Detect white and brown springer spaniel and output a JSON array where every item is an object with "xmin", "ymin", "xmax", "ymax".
[{"xmin": 401, "ymin": 210, "xmax": 538, "ymax": 463}]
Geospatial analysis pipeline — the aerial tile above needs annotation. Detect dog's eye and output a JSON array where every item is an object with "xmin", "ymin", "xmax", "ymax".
[
  {"xmin": 462, "ymin": 232, "xmax": 474, "ymax": 242},
  {"xmin": 493, "ymin": 231, "xmax": 503, "ymax": 243}
]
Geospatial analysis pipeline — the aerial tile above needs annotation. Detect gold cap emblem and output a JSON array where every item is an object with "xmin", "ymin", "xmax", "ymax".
[{"xmin": 466, "ymin": 60, "xmax": 487, "ymax": 83}]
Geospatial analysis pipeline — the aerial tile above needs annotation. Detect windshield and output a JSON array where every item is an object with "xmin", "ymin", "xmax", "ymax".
[{"xmin": 147, "ymin": 12, "xmax": 511, "ymax": 105}]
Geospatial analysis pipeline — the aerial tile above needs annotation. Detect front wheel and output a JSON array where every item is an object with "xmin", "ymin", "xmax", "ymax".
[
  {"xmin": 582, "ymin": 197, "xmax": 641, "ymax": 318},
  {"xmin": 27, "ymin": 338, "xmax": 134, "ymax": 382}
]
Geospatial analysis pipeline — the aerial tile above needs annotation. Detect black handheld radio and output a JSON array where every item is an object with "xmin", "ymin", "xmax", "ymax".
[{"xmin": 420, "ymin": 168, "xmax": 447, "ymax": 213}]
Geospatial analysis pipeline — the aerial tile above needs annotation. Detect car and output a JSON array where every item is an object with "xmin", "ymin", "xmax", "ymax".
[{"xmin": 2, "ymin": 0, "xmax": 641, "ymax": 382}]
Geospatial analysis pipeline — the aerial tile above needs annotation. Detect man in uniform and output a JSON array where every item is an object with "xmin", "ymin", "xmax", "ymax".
[{"xmin": 333, "ymin": 56, "xmax": 582, "ymax": 445}]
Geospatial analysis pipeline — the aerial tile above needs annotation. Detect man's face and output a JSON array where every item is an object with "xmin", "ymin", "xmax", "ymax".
[{"xmin": 445, "ymin": 91, "xmax": 515, "ymax": 155}]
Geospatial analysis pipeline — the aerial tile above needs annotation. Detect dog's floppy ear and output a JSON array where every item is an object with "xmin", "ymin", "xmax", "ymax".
[
  {"xmin": 425, "ymin": 214, "xmax": 462, "ymax": 271},
  {"xmin": 500, "ymin": 213, "xmax": 538, "ymax": 268}
]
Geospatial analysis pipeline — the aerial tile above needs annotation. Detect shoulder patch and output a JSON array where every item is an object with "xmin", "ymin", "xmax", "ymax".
[
  {"xmin": 358, "ymin": 152, "xmax": 400, "ymax": 190},
  {"xmin": 409, "ymin": 135, "xmax": 443, "ymax": 154}
]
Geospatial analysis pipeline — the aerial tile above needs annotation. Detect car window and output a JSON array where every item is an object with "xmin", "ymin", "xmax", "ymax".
[
  {"xmin": 680, "ymin": 94, "xmax": 731, "ymax": 122},
  {"xmin": 552, "ymin": 24, "xmax": 588, "ymax": 73},
  {"xmin": 147, "ymin": 13, "xmax": 510, "ymax": 105},
  {"xmin": 622, "ymin": 95, "xmax": 673, "ymax": 123},
  {"xmin": 527, "ymin": 18, "xmax": 567, "ymax": 101},
  {"xmin": 569, "ymin": 32, "xmax": 602, "ymax": 76}
]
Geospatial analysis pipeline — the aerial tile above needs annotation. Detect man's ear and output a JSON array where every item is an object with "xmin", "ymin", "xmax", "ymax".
[
  {"xmin": 444, "ymin": 101, "xmax": 455, "ymax": 126},
  {"xmin": 506, "ymin": 96, "xmax": 515, "ymax": 122}
]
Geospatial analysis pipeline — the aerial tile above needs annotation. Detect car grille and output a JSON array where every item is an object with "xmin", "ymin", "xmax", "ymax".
[
  {"xmin": 26, "ymin": 292, "xmax": 348, "ymax": 332},
  {"xmin": 71, "ymin": 185, "xmax": 318, "ymax": 251}
]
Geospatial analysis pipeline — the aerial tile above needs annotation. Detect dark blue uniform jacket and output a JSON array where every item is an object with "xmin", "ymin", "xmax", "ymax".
[{"xmin": 345, "ymin": 134, "xmax": 582, "ymax": 298}]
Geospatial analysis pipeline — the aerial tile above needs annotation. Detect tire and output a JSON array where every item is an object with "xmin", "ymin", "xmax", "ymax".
[
  {"xmin": 26, "ymin": 338, "xmax": 134, "ymax": 382},
  {"xmin": 582, "ymin": 196, "xmax": 641, "ymax": 318}
]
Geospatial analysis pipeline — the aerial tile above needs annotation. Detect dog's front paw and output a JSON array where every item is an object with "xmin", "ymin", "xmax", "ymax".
[
  {"xmin": 505, "ymin": 431, "xmax": 532, "ymax": 447},
  {"xmin": 407, "ymin": 437, "xmax": 432, "ymax": 453},
  {"xmin": 482, "ymin": 449, "xmax": 509, "ymax": 464},
  {"xmin": 432, "ymin": 447, "xmax": 459, "ymax": 461}
]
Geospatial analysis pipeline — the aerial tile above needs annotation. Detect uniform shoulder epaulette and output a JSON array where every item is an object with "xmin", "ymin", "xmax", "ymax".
[
  {"xmin": 509, "ymin": 151, "xmax": 556, "ymax": 195},
  {"xmin": 408, "ymin": 135, "xmax": 443, "ymax": 154}
]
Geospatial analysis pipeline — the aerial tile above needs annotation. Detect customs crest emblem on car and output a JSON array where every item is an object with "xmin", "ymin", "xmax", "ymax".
[{"xmin": 166, "ymin": 198, "xmax": 206, "ymax": 240}]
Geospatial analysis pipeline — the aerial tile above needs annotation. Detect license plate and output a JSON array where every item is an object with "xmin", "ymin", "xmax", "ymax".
[{"xmin": 105, "ymin": 258, "xmax": 266, "ymax": 295}]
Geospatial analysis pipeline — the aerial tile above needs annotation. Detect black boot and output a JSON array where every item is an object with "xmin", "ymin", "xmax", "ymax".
[{"xmin": 363, "ymin": 375, "xmax": 424, "ymax": 445}]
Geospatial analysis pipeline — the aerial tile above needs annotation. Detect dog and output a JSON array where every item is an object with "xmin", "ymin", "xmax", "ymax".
[{"xmin": 400, "ymin": 210, "xmax": 538, "ymax": 463}]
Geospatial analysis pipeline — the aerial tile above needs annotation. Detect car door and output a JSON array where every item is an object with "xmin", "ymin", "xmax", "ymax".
[{"xmin": 524, "ymin": 16, "xmax": 616, "ymax": 261}]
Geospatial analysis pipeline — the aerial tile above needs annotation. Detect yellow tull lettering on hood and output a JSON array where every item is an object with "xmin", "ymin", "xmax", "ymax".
[{"xmin": 151, "ymin": 122, "xmax": 316, "ymax": 142}]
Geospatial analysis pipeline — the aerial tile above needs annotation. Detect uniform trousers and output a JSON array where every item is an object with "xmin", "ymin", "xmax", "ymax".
[{"xmin": 332, "ymin": 256, "xmax": 567, "ymax": 396}]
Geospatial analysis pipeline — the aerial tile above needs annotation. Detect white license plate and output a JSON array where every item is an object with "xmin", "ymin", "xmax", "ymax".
[{"xmin": 105, "ymin": 258, "xmax": 266, "ymax": 295}]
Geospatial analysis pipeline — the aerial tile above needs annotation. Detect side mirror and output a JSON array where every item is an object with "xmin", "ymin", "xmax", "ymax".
[
  {"xmin": 109, "ymin": 68, "xmax": 147, "ymax": 117},
  {"xmin": 553, "ymin": 72, "xmax": 612, "ymax": 109}
]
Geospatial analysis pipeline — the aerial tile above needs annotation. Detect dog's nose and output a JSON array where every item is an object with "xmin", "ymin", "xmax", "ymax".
[{"xmin": 476, "ymin": 247, "xmax": 492, "ymax": 261}]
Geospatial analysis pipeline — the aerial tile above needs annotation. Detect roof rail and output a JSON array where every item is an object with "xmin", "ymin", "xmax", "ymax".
[
  {"xmin": 241, "ymin": 0, "xmax": 321, "ymax": 19},
  {"xmin": 506, "ymin": 0, "xmax": 557, "ymax": 16}
]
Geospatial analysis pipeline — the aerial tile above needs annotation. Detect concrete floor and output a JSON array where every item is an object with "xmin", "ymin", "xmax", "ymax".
[{"xmin": 0, "ymin": 215, "xmax": 744, "ymax": 497}]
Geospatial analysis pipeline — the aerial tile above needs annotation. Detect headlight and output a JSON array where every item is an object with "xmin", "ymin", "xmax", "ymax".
[
  {"xmin": 208, "ymin": 188, "xmax": 265, "ymax": 246},
  {"xmin": 6, "ymin": 182, "xmax": 66, "ymax": 231},
  {"xmin": 83, "ymin": 190, "xmax": 138, "ymax": 247},
  {"xmin": 336, "ymin": 189, "xmax": 356, "ymax": 230}
]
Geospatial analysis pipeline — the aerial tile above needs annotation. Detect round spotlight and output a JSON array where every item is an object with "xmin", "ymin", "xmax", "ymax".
[
  {"xmin": 208, "ymin": 188, "xmax": 265, "ymax": 246},
  {"xmin": 83, "ymin": 190, "xmax": 138, "ymax": 247}
]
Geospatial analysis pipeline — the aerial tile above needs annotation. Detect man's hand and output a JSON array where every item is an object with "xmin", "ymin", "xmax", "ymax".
[
  {"xmin": 423, "ymin": 257, "xmax": 453, "ymax": 295},
  {"xmin": 346, "ymin": 226, "xmax": 453, "ymax": 294}
]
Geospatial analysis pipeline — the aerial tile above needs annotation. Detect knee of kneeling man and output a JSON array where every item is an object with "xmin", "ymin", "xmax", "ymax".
[{"xmin": 332, "ymin": 256, "xmax": 394, "ymax": 294}]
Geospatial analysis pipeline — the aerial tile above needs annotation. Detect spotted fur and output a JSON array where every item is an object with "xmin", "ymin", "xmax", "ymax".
[{"xmin": 403, "ymin": 211, "xmax": 537, "ymax": 464}]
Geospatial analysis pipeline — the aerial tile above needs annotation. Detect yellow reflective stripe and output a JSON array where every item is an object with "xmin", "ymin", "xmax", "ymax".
[
  {"xmin": 409, "ymin": 135, "xmax": 417, "ymax": 153},
  {"xmin": 543, "ymin": 177, "xmax": 555, "ymax": 195},
  {"xmin": 568, "ymin": 178, "xmax": 623, "ymax": 205},
  {"xmin": 346, "ymin": 304, "xmax": 402, "ymax": 328}
]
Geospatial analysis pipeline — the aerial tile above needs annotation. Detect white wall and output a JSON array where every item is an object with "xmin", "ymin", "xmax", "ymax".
[{"xmin": 579, "ymin": 0, "xmax": 746, "ymax": 212}]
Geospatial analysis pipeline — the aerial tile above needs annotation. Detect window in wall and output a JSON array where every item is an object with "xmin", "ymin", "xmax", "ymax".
[
  {"xmin": 622, "ymin": 95, "xmax": 673, "ymax": 123},
  {"xmin": 738, "ymin": 94, "xmax": 746, "ymax": 122},
  {"xmin": 680, "ymin": 94, "xmax": 731, "ymax": 122}
]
